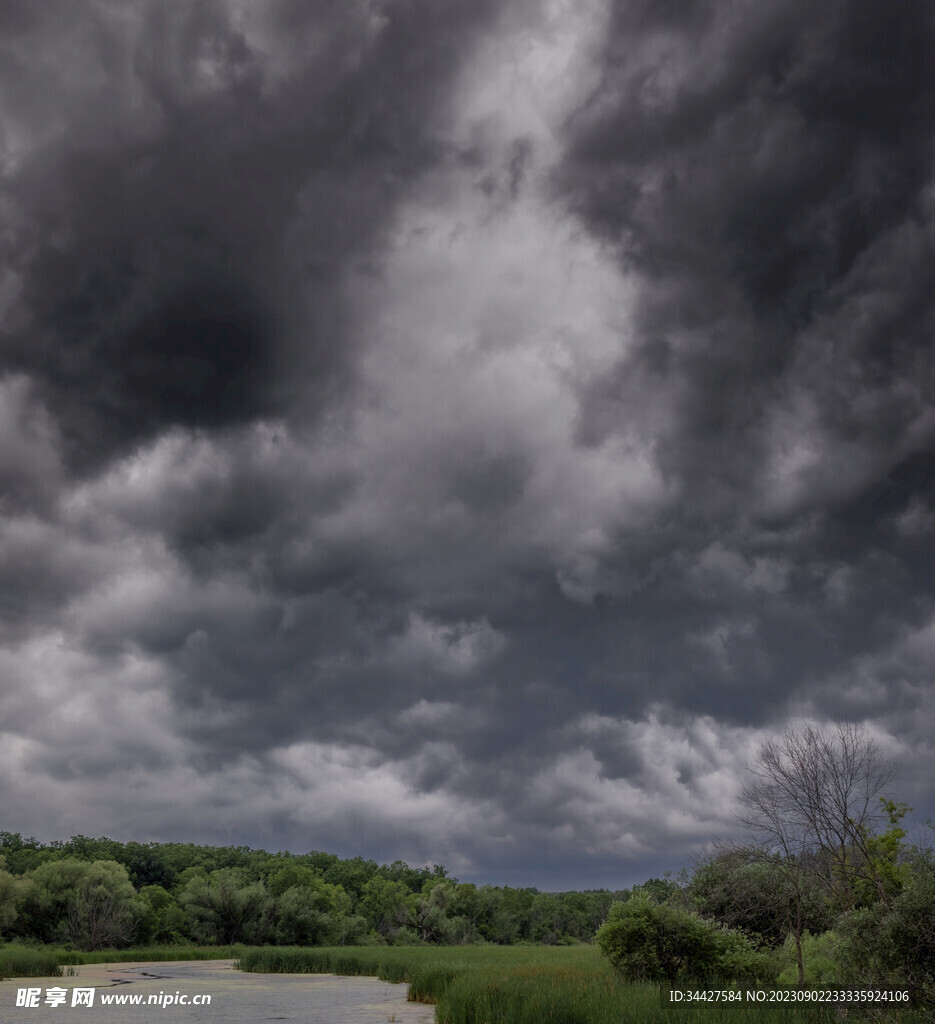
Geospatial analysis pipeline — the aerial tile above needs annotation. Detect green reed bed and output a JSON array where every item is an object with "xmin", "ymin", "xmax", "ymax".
[
  {"xmin": 238, "ymin": 945, "xmax": 930, "ymax": 1024},
  {"xmin": 53, "ymin": 944, "xmax": 247, "ymax": 965},
  {"xmin": 0, "ymin": 945, "xmax": 62, "ymax": 980},
  {"xmin": 3, "ymin": 943, "xmax": 250, "ymax": 979},
  {"xmin": 435, "ymin": 964, "xmax": 841, "ymax": 1024},
  {"xmin": 237, "ymin": 945, "xmax": 599, "ymax": 1006}
]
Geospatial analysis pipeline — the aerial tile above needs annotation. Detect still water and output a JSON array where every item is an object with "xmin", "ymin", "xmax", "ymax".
[{"xmin": 0, "ymin": 960, "xmax": 435, "ymax": 1024}]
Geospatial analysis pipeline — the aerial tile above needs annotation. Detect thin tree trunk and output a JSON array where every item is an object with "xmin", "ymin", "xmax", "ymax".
[{"xmin": 794, "ymin": 925, "xmax": 805, "ymax": 988}]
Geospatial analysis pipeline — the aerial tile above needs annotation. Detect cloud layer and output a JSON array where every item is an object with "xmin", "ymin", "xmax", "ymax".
[{"xmin": 1, "ymin": 0, "xmax": 933, "ymax": 888}]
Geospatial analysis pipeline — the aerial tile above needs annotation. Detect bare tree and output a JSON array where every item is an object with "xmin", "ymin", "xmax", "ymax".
[{"xmin": 738, "ymin": 722, "xmax": 899, "ymax": 984}]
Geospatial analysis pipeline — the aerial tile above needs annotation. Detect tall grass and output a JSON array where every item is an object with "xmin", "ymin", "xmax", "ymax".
[
  {"xmin": 53, "ymin": 944, "xmax": 246, "ymax": 965},
  {"xmin": 0, "ymin": 944, "xmax": 247, "ymax": 977},
  {"xmin": 0, "ymin": 946, "xmax": 62, "ymax": 979}
]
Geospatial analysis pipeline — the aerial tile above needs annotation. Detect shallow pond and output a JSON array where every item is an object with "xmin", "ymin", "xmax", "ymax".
[{"xmin": 0, "ymin": 960, "xmax": 434, "ymax": 1024}]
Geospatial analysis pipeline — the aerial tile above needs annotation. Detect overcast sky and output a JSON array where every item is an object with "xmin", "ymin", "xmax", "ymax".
[{"xmin": 1, "ymin": 0, "xmax": 933, "ymax": 891}]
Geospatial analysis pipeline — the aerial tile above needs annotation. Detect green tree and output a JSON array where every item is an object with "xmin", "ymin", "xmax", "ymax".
[
  {"xmin": 377, "ymin": 859, "xmax": 440, "ymax": 892},
  {"xmin": 409, "ymin": 881, "xmax": 456, "ymax": 944},
  {"xmin": 636, "ymin": 878, "xmax": 679, "ymax": 903},
  {"xmin": 483, "ymin": 886, "xmax": 536, "ymax": 944},
  {"xmin": 267, "ymin": 864, "xmax": 324, "ymax": 898},
  {"xmin": 688, "ymin": 848, "xmax": 833, "ymax": 948},
  {"xmin": 0, "ymin": 858, "xmax": 21, "ymax": 938},
  {"xmin": 849, "ymin": 799, "xmax": 911, "ymax": 908},
  {"xmin": 136, "ymin": 885, "xmax": 187, "ymax": 944},
  {"xmin": 0, "ymin": 833, "xmax": 56, "ymax": 875},
  {"xmin": 179, "ymin": 869, "xmax": 272, "ymax": 945},
  {"xmin": 320, "ymin": 856, "xmax": 378, "ymax": 900},
  {"xmin": 596, "ymin": 892, "xmax": 772, "ymax": 984},
  {"xmin": 122, "ymin": 843, "xmax": 177, "ymax": 889},
  {"xmin": 68, "ymin": 861, "xmax": 144, "ymax": 950},
  {"xmin": 529, "ymin": 892, "xmax": 563, "ymax": 943},
  {"xmin": 331, "ymin": 893, "xmax": 367, "ymax": 947},
  {"xmin": 61, "ymin": 835, "xmax": 125, "ymax": 864},
  {"xmin": 358, "ymin": 876, "xmax": 412, "ymax": 939},
  {"xmin": 273, "ymin": 877, "xmax": 352, "ymax": 945},
  {"xmin": 18, "ymin": 859, "xmax": 141, "ymax": 949}
]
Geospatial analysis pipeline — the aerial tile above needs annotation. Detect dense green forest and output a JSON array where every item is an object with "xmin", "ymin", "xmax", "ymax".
[{"xmin": 0, "ymin": 830, "xmax": 663, "ymax": 949}]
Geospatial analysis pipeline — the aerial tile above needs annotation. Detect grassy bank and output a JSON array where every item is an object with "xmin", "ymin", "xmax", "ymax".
[
  {"xmin": 237, "ymin": 945, "xmax": 929, "ymax": 1023},
  {"xmin": 0, "ymin": 943, "xmax": 243, "ymax": 978}
]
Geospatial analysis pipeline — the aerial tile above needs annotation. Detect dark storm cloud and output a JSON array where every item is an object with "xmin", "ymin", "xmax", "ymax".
[
  {"xmin": 563, "ymin": 0, "xmax": 935, "ymax": 483},
  {"xmin": 0, "ymin": 0, "xmax": 498, "ymax": 472},
  {"xmin": 551, "ymin": 0, "xmax": 935, "ymax": 704},
  {"xmin": 567, "ymin": 0, "xmax": 934, "ymax": 295},
  {"xmin": 0, "ymin": 0, "xmax": 504, "ymax": 641}
]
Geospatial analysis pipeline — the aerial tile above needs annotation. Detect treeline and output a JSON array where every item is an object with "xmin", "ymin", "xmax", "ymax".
[
  {"xmin": 598, "ymin": 841, "xmax": 935, "ymax": 994},
  {"xmin": 0, "ymin": 832, "xmax": 672, "ymax": 950}
]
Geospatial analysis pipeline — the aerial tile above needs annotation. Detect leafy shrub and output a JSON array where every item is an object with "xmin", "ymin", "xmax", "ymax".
[
  {"xmin": 596, "ymin": 892, "xmax": 773, "ymax": 984},
  {"xmin": 834, "ymin": 853, "xmax": 935, "ymax": 1007},
  {"xmin": 773, "ymin": 930, "xmax": 842, "ymax": 986}
]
